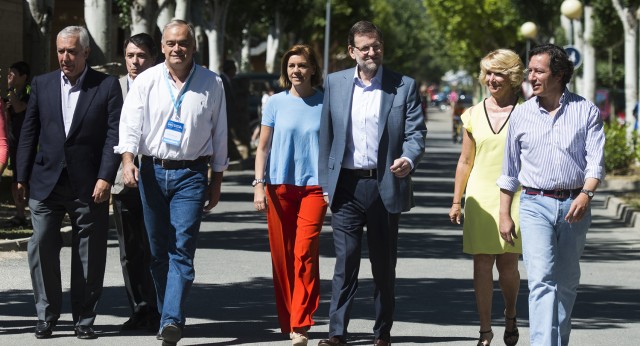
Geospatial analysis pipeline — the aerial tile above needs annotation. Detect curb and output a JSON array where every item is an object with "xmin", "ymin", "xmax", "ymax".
[
  {"xmin": 603, "ymin": 195, "xmax": 640, "ymax": 232},
  {"xmin": 0, "ymin": 225, "xmax": 73, "ymax": 252}
]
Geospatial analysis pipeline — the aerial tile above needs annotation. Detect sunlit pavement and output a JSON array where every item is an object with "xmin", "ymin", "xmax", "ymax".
[{"xmin": 1, "ymin": 106, "xmax": 639, "ymax": 345}]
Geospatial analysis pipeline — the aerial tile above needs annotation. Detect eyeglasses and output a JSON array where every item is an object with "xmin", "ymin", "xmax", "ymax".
[{"xmin": 352, "ymin": 44, "xmax": 383, "ymax": 54}]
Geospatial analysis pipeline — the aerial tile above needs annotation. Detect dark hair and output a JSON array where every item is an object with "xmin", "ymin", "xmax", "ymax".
[
  {"xmin": 348, "ymin": 21, "xmax": 383, "ymax": 47},
  {"xmin": 123, "ymin": 33, "xmax": 158, "ymax": 58},
  {"xmin": 529, "ymin": 44, "xmax": 573, "ymax": 85},
  {"xmin": 10, "ymin": 61, "xmax": 30, "ymax": 78},
  {"xmin": 221, "ymin": 59, "xmax": 236, "ymax": 74},
  {"xmin": 279, "ymin": 44, "xmax": 322, "ymax": 89}
]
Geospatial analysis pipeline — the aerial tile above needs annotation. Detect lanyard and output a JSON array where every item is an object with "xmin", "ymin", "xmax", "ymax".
[{"xmin": 163, "ymin": 63, "xmax": 196, "ymax": 118}]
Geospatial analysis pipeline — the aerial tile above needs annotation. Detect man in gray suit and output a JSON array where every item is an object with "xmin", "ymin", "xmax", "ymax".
[
  {"xmin": 318, "ymin": 21, "xmax": 426, "ymax": 346},
  {"xmin": 112, "ymin": 32, "xmax": 160, "ymax": 332}
]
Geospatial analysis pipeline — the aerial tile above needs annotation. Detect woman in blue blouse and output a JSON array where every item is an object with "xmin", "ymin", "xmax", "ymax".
[{"xmin": 253, "ymin": 44, "xmax": 326, "ymax": 346}]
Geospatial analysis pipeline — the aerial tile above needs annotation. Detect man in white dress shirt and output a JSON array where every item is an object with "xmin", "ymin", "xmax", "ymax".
[{"xmin": 114, "ymin": 20, "xmax": 227, "ymax": 346}]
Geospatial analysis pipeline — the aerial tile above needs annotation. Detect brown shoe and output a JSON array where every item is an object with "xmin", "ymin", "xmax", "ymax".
[
  {"xmin": 374, "ymin": 338, "xmax": 390, "ymax": 346},
  {"xmin": 318, "ymin": 336, "xmax": 347, "ymax": 346}
]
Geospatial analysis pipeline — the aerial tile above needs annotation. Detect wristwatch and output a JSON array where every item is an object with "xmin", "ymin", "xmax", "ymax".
[
  {"xmin": 580, "ymin": 189, "xmax": 595, "ymax": 199},
  {"xmin": 252, "ymin": 178, "xmax": 266, "ymax": 187}
]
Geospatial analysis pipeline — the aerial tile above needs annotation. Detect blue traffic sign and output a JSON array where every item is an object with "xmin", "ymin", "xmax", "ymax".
[{"xmin": 564, "ymin": 45, "xmax": 582, "ymax": 69}]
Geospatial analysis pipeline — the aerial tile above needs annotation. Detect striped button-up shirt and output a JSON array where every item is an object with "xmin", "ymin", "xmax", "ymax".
[{"xmin": 497, "ymin": 89, "xmax": 605, "ymax": 192}]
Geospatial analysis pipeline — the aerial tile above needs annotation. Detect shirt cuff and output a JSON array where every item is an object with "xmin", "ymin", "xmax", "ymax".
[
  {"xmin": 496, "ymin": 175, "xmax": 520, "ymax": 193},
  {"xmin": 114, "ymin": 145, "xmax": 138, "ymax": 155},
  {"xmin": 402, "ymin": 157, "xmax": 415, "ymax": 170}
]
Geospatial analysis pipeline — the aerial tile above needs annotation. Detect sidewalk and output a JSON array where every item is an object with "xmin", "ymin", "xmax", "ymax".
[{"xmin": 1, "ymin": 107, "xmax": 639, "ymax": 345}]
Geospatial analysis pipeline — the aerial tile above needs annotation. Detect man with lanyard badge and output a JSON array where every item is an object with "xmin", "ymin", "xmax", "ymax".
[{"xmin": 115, "ymin": 19, "xmax": 228, "ymax": 346}]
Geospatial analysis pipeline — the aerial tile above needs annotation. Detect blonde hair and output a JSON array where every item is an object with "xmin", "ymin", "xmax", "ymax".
[{"xmin": 478, "ymin": 49, "xmax": 524, "ymax": 89}]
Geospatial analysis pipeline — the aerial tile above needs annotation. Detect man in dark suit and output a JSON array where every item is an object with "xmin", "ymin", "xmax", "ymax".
[
  {"xmin": 318, "ymin": 21, "xmax": 426, "ymax": 346},
  {"xmin": 112, "ymin": 32, "xmax": 160, "ymax": 332},
  {"xmin": 16, "ymin": 25, "xmax": 122, "ymax": 340}
]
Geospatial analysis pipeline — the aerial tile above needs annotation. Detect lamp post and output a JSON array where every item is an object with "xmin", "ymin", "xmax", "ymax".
[
  {"xmin": 561, "ymin": 0, "xmax": 583, "ymax": 46},
  {"xmin": 520, "ymin": 22, "xmax": 538, "ymax": 64}
]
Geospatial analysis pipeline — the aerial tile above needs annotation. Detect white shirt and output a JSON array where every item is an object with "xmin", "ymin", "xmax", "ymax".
[
  {"xmin": 114, "ymin": 62, "xmax": 229, "ymax": 172},
  {"xmin": 343, "ymin": 66, "xmax": 383, "ymax": 170},
  {"xmin": 60, "ymin": 66, "xmax": 88, "ymax": 136}
]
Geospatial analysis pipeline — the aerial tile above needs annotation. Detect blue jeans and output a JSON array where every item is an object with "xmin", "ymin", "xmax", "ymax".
[
  {"xmin": 138, "ymin": 159, "xmax": 208, "ymax": 330},
  {"xmin": 519, "ymin": 193, "xmax": 590, "ymax": 346}
]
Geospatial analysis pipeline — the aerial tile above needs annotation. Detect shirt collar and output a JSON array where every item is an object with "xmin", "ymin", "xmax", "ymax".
[
  {"xmin": 61, "ymin": 65, "xmax": 88, "ymax": 88},
  {"xmin": 353, "ymin": 65, "xmax": 383, "ymax": 87}
]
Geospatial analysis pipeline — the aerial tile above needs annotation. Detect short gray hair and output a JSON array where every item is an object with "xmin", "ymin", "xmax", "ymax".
[
  {"xmin": 58, "ymin": 26, "xmax": 90, "ymax": 51},
  {"xmin": 162, "ymin": 19, "xmax": 196, "ymax": 45}
]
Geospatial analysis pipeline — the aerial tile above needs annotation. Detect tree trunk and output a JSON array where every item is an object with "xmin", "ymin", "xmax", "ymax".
[
  {"xmin": 174, "ymin": 0, "xmax": 190, "ymax": 20},
  {"xmin": 130, "ymin": 0, "xmax": 158, "ymax": 35},
  {"xmin": 582, "ymin": 5, "xmax": 596, "ymax": 103},
  {"xmin": 156, "ymin": 0, "xmax": 176, "ymax": 33},
  {"xmin": 24, "ymin": 0, "xmax": 54, "ymax": 75},
  {"xmin": 85, "ymin": 0, "xmax": 111, "ymax": 65},
  {"xmin": 265, "ymin": 11, "xmax": 281, "ymax": 74},
  {"xmin": 612, "ymin": 0, "xmax": 637, "ymax": 136},
  {"xmin": 240, "ymin": 25, "xmax": 251, "ymax": 73},
  {"xmin": 201, "ymin": 0, "xmax": 230, "ymax": 73}
]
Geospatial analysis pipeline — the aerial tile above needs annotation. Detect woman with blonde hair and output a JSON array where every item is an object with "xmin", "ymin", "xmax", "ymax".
[
  {"xmin": 253, "ymin": 44, "xmax": 326, "ymax": 346},
  {"xmin": 449, "ymin": 49, "xmax": 524, "ymax": 346}
]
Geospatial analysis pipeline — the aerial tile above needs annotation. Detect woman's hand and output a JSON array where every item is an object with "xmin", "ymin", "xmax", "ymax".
[
  {"xmin": 449, "ymin": 203, "xmax": 462, "ymax": 224},
  {"xmin": 254, "ymin": 185, "xmax": 268, "ymax": 213}
]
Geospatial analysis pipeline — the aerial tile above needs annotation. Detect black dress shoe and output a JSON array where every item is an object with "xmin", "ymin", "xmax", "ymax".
[
  {"xmin": 121, "ymin": 310, "xmax": 149, "ymax": 330},
  {"xmin": 374, "ymin": 338, "xmax": 391, "ymax": 346},
  {"xmin": 74, "ymin": 325, "xmax": 97, "ymax": 339},
  {"xmin": 318, "ymin": 336, "xmax": 347, "ymax": 346},
  {"xmin": 35, "ymin": 320, "xmax": 56, "ymax": 339}
]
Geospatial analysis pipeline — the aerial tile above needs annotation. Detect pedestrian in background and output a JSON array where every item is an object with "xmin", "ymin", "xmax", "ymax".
[
  {"xmin": 17, "ymin": 25, "xmax": 122, "ymax": 340},
  {"xmin": 0, "ymin": 98, "xmax": 8, "ymax": 175},
  {"xmin": 115, "ymin": 20, "xmax": 227, "ymax": 346},
  {"xmin": 4, "ymin": 61, "xmax": 31, "ymax": 227},
  {"xmin": 449, "ymin": 49, "xmax": 524, "ymax": 346},
  {"xmin": 253, "ymin": 44, "xmax": 326, "ymax": 346},
  {"xmin": 317, "ymin": 20, "xmax": 426, "ymax": 346},
  {"xmin": 112, "ymin": 32, "xmax": 160, "ymax": 332},
  {"xmin": 498, "ymin": 43, "xmax": 605, "ymax": 346}
]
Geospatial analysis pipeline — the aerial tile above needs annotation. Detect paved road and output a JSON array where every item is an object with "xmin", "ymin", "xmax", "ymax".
[{"xmin": 1, "ymin": 107, "xmax": 639, "ymax": 345}]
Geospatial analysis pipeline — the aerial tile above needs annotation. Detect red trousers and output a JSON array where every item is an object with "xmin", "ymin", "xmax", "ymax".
[{"xmin": 266, "ymin": 184, "xmax": 327, "ymax": 333}]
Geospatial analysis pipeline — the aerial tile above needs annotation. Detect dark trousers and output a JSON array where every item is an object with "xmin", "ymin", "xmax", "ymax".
[
  {"xmin": 328, "ymin": 173, "xmax": 399, "ymax": 341},
  {"xmin": 28, "ymin": 170, "xmax": 109, "ymax": 326},
  {"xmin": 112, "ymin": 188, "xmax": 157, "ymax": 315}
]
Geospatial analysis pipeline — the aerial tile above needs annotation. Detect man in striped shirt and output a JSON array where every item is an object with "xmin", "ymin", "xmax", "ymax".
[{"xmin": 497, "ymin": 44, "xmax": 605, "ymax": 346}]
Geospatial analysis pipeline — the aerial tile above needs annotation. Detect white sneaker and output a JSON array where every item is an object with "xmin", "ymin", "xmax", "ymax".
[{"xmin": 290, "ymin": 331, "xmax": 308, "ymax": 346}]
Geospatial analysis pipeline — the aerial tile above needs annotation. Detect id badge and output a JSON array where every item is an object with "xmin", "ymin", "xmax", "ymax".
[{"xmin": 162, "ymin": 119, "xmax": 184, "ymax": 146}]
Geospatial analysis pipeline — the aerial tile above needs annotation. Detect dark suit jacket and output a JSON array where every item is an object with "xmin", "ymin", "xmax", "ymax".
[
  {"xmin": 318, "ymin": 67, "xmax": 427, "ymax": 214},
  {"xmin": 16, "ymin": 67, "xmax": 122, "ymax": 202}
]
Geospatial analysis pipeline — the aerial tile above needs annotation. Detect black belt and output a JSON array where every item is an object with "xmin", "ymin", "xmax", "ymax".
[
  {"xmin": 142, "ymin": 155, "xmax": 209, "ymax": 170},
  {"xmin": 523, "ymin": 186, "xmax": 582, "ymax": 199},
  {"xmin": 342, "ymin": 168, "xmax": 377, "ymax": 178}
]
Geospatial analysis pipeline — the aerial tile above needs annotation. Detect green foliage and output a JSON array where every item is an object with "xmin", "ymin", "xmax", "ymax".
[
  {"xmin": 604, "ymin": 121, "xmax": 636, "ymax": 174},
  {"xmin": 423, "ymin": 0, "xmax": 522, "ymax": 74},
  {"xmin": 114, "ymin": 0, "xmax": 132, "ymax": 29}
]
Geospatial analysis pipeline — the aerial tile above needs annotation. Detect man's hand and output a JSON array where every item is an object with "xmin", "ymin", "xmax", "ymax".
[
  {"xmin": 390, "ymin": 157, "xmax": 411, "ymax": 178},
  {"xmin": 204, "ymin": 172, "xmax": 223, "ymax": 212},
  {"xmin": 498, "ymin": 213, "xmax": 518, "ymax": 246},
  {"xmin": 16, "ymin": 183, "xmax": 28, "ymax": 203},
  {"xmin": 92, "ymin": 179, "xmax": 111, "ymax": 204},
  {"xmin": 565, "ymin": 193, "xmax": 590, "ymax": 223},
  {"xmin": 122, "ymin": 153, "xmax": 139, "ymax": 187}
]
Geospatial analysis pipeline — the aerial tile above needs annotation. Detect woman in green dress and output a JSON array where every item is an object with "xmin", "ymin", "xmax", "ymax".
[{"xmin": 449, "ymin": 49, "xmax": 524, "ymax": 346}]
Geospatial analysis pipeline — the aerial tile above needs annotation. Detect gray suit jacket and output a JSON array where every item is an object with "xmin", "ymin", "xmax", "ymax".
[
  {"xmin": 112, "ymin": 76, "xmax": 129, "ymax": 194},
  {"xmin": 318, "ymin": 67, "xmax": 426, "ymax": 214}
]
